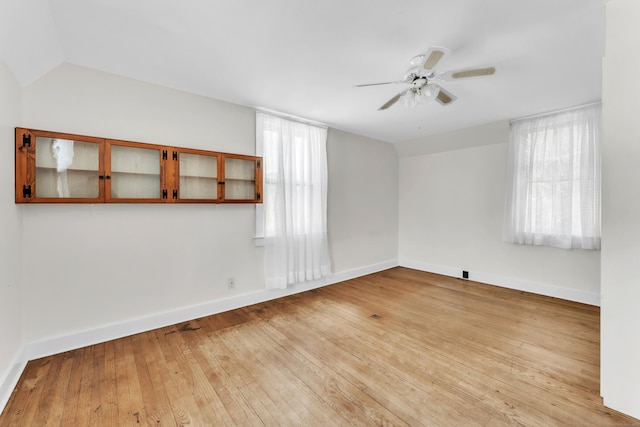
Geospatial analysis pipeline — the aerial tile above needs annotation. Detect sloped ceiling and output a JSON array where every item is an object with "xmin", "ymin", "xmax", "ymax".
[{"xmin": 0, "ymin": 0, "xmax": 606, "ymax": 143}]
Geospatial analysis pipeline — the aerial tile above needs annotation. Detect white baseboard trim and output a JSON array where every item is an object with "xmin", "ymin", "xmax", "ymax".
[
  {"xmin": 399, "ymin": 259, "xmax": 600, "ymax": 306},
  {"xmin": 24, "ymin": 259, "xmax": 398, "ymax": 361},
  {"xmin": 0, "ymin": 348, "xmax": 28, "ymax": 415},
  {"xmin": 0, "ymin": 258, "xmax": 398, "ymax": 414}
]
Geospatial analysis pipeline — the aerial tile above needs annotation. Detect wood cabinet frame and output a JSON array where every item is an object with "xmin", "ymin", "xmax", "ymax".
[
  {"xmin": 219, "ymin": 153, "xmax": 263, "ymax": 204},
  {"xmin": 15, "ymin": 127, "xmax": 262, "ymax": 204}
]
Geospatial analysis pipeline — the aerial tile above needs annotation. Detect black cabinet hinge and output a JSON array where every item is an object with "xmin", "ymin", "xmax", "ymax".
[
  {"xmin": 162, "ymin": 189, "xmax": 168, "ymax": 199},
  {"xmin": 162, "ymin": 150, "xmax": 168, "ymax": 160},
  {"xmin": 172, "ymin": 151, "xmax": 178, "ymax": 161},
  {"xmin": 257, "ymin": 192, "xmax": 261, "ymax": 201},
  {"xmin": 172, "ymin": 189, "xmax": 178, "ymax": 199},
  {"xmin": 22, "ymin": 134, "xmax": 31, "ymax": 148},
  {"xmin": 257, "ymin": 160, "xmax": 261, "ymax": 168},
  {"xmin": 22, "ymin": 185, "xmax": 32, "ymax": 198}
]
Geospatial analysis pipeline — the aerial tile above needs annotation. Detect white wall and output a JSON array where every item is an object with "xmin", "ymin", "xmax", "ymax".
[
  {"xmin": 600, "ymin": 0, "xmax": 640, "ymax": 419},
  {"xmin": 0, "ymin": 61, "xmax": 24, "ymax": 407},
  {"xmin": 21, "ymin": 64, "xmax": 263, "ymax": 343},
  {"xmin": 397, "ymin": 121, "xmax": 601, "ymax": 305},
  {"xmin": 327, "ymin": 129, "xmax": 398, "ymax": 272},
  {"xmin": 19, "ymin": 63, "xmax": 398, "ymax": 345}
]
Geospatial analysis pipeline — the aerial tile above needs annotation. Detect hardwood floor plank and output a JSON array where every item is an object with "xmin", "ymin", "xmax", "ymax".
[
  {"xmin": 74, "ymin": 345, "xmax": 98, "ymax": 425},
  {"xmin": 1, "ymin": 267, "xmax": 639, "ymax": 426},
  {"xmin": 98, "ymin": 342, "xmax": 119, "ymax": 424},
  {"xmin": 58, "ymin": 348, "xmax": 88, "ymax": 426},
  {"xmin": 129, "ymin": 332, "xmax": 172, "ymax": 424},
  {"xmin": 158, "ymin": 322, "xmax": 238, "ymax": 425},
  {"xmin": 42, "ymin": 352, "xmax": 76, "ymax": 427},
  {"xmin": 18, "ymin": 357, "xmax": 55, "ymax": 427}
]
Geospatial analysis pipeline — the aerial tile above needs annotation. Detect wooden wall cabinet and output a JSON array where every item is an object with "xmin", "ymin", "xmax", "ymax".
[{"xmin": 15, "ymin": 128, "xmax": 262, "ymax": 204}]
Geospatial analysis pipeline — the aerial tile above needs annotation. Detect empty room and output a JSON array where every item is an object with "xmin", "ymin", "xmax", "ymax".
[{"xmin": 1, "ymin": 0, "xmax": 639, "ymax": 425}]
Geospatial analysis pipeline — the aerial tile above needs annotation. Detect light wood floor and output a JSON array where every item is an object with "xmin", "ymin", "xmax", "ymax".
[{"xmin": 1, "ymin": 267, "xmax": 638, "ymax": 426}]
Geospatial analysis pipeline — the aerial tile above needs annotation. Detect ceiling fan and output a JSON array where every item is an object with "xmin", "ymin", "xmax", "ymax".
[{"xmin": 355, "ymin": 47, "xmax": 499, "ymax": 110}]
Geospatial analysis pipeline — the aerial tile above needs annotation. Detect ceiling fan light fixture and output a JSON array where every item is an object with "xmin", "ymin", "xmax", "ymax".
[
  {"xmin": 402, "ymin": 85, "xmax": 438, "ymax": 107},
  {"xmin": 402, "ymin": 90, "xmax": 418, "ymax": 108},
  {"xmin": 428, "ymin": 84, "xmax": 440, "ymax": 99},
  {"xmin": 409, "ymin": 54, "xmax": 425, "ymax": 66}
]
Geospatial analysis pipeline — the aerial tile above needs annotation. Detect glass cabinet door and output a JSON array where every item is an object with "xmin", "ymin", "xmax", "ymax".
[
  {"xmin": 15, "ymin": 128, "xmax": 104, "ymax": 203},
  {"xmin": 179, "ymin": 152, "xmax": 219, "ymax": 201},
  {"xmin": 223, "ymin": 157, "xmax": 258, "ymax": 201},
  {"xmin": 34, "ymin": 136, "xmax": 101, "ymax": 199},
  {"xmin": 108, "ymin": 143, "xmax": 162, "ymax": 200}
]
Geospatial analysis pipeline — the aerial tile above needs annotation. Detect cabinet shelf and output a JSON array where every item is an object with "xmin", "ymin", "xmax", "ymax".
[
  {"xmin": 180, "ymin": 174, "xmax": 218, "ymax": 179},
  {"xmin": 36, "ymin": 166, "xmax": 99, "ymax": 173},
  {"xmin": 225, "ymin": 178, "xmax": 255, "ymax": 182},
  {"xmin": 111, "ymin": 170, "xmax": 161, "ymax": 177}
]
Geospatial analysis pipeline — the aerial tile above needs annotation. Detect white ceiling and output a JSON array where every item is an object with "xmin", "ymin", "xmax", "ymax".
[{"xmin": 0, "ymin": 0, "xmax": 606, "ymax": 143}]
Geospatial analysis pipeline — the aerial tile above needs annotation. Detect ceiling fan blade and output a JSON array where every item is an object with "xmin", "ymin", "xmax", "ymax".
[
  {"xmin": 440, "ymin": 65, "xmax": 500, "ymax": 81},
  {"xmin": 378, "ymin": 89, "xmax": 408, "ymax": 110},
  {"xmin": 353, "ymin": 80, "xmax": 405, "ymax": 88},
  {"xmin": 434, "ymin": 85, "xmax": 457, "ymax": 106},
  {"xmin": 421, "ymin": 47, "xmax": 450, "ymax": 71}
]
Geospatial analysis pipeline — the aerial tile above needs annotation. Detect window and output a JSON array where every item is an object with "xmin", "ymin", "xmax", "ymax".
[
  {"xmin": 503, "ymin": 103, "xmax": 601, "ymax": 250},
  {"xmin": 256, "ymin": 111, "xmax": 331, "ymax": 289}
]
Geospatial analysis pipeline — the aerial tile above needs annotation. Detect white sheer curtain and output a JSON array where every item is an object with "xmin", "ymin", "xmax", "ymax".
[
  {"xmin": 257, "ymin": 112, "xmax": 331, "ymax": 289},
  {"xmin": 504, "ymin": 103, "xmax": 601, "ymax": 250}
]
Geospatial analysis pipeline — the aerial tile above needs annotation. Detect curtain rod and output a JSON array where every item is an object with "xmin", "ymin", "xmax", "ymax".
[
  {"xmin": 256, "ymin": 108, "xmax": 328, "ymax": 129},
  {"xmin": 510, "ymin": 101, "xmax": 601, "ymax": 124}
]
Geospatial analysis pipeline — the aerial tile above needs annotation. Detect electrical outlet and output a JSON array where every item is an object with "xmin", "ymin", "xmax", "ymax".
[{"xmin": 227, "ymin": 277, "xmax": 235, "ymax": 289}]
